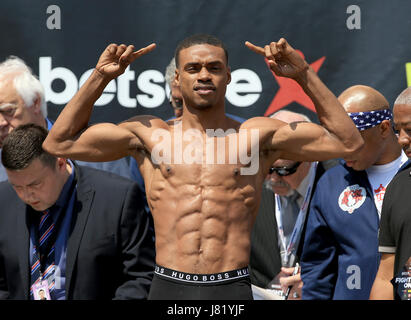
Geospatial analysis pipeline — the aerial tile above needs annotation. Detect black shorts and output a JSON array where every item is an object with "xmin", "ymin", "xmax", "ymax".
[{"xmin": 148, "ymin": 265, "xmax": 253, "ymax": 300}]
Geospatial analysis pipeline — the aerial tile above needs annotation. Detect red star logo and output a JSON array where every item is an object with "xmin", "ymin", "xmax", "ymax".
[{"xmin": 264, "ymin": 50, "xmax": 326, "ymax": 116}]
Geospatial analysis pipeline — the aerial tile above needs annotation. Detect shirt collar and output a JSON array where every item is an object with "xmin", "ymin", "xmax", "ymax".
[
  {"xmin": 295, "ymin": 162, "xmax": 316, "ymax": 198},
  {"xmin": 45, "ymin": 117, "xmax": 54, "ymax": 131}
]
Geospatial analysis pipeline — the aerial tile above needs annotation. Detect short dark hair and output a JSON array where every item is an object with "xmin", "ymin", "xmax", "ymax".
[
  {"xmin": 1, "ymin": 124, "xmax": 57, "ymax": 170},
  {"xmin": 174, "ymin": 33, "xmax": 228, "ymax": 68}
]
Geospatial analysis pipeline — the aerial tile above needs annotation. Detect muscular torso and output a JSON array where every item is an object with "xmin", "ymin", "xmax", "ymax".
[{"xmin": 131, "ymin": 118, "xmax": 277, "ymax": 273}]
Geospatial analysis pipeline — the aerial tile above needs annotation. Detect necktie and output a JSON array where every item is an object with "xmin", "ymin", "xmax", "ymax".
[
  {"xmin": 282, "ymin": 192, "xmax": 301, "ymax": 245},
  {"xmin": 30, "ymin": 209, "xmax": 56, "ymax": 298}
]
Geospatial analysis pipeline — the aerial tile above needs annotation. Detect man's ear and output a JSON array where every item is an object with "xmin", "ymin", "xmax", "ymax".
[
  {"xmin": 227, "ymin": 66, "xmax": 231, "ymax": 85},
  {"xmin": 175, "ymin": 69, "xmax": 180, "ymax": 86},
  {"xmin": 56, "ymin": 157, "xmax": 67, "ymax": 171},
  {"xmin": 32, "ymin": 94, "xmax": 42, "ymax": 115},
  {"xmin": 380, "ymin": 119, "xmax": 392, "ymax": 138}
]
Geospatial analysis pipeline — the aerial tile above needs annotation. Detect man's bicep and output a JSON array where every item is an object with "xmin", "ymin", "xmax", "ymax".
[
  {"xmin": 64, "ymin": 123, "xmax": 140, "ymax": 161},
  {"xmin": 272, "ymin": 122, "xmax": 347, "ymax": 161}
]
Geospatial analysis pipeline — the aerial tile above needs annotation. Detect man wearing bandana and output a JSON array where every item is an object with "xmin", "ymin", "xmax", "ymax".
[{"xmin": 300, "ymin": 85, "xmax": 408, "ymax": 299}]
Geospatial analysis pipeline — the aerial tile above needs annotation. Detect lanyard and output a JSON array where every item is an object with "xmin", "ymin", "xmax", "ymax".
[
  {"xmin": 30, "ymin": 182, "xmax": 77, "ymax": 278},
  {"xmin": 275, "ymin": 162, "xmax": 317, "ymax": 267}
]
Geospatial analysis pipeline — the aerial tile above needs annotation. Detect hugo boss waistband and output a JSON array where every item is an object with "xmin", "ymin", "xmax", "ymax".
[{"xmin": 154, "ymin": 264, "xmax": 249, "ymax": 284}]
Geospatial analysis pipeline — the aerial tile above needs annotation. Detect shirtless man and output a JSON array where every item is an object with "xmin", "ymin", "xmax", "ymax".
[{"xmin": 43, "ymin": 34, "xmax": 363, "ymax": 299}]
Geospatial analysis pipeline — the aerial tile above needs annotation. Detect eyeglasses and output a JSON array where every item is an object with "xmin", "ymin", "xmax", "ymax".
[{"xmin": 269, "ymin": 162, "xmax": 301, "ymax": 176}]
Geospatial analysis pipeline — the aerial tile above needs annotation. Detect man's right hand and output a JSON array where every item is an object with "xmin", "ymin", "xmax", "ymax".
[
  {"xmin": 278, "ymin": 267, "xmax": 303, "ymax": 300},
  {"xmin": 95, "ymin": 43, "xmax": 156, "ymax": 80},
  {"xmin": 245, "ymin": 38, "xmax": 309, "ymax": 80}
]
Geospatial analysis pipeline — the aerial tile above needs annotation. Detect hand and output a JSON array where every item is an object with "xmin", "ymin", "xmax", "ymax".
[
  {"xmin": 245, "ymin": 38, "xmax": 309, "ymax": 79},
  {"xmin": 278, "ymin": 267, "xmax": 303, "ymax": 300},
  {"xmin": 95, "ymin": 43, "xmax": 156, "ymax": 80}
]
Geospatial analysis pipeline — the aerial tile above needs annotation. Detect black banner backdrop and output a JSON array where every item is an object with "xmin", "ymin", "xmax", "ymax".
[{"xmin": 1, "ymin": 0, "xmax": 410, "ymax": 125}]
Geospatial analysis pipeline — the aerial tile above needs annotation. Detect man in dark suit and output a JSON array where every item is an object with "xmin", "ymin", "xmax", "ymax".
[
  {"xmin": 249, "ymin": 110, "xmax": 337, "ymax": 300},
  {"xmin": 0, "ymin": 124, "xmax": 155, "ymax": 300}
]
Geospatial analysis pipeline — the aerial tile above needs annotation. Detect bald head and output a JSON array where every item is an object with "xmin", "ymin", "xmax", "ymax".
[
  {"xmin": 270, "ymin": 110, "xmax": 311, "ymax": 124},
  {"xmin": 393, "ymin": 87, "xmax": 411, "ymax": 158},
  {"xmin": 394, "ymin": 87, "xmax": 411, "ymax": 108},
  {"xmin": 338, "ymin": 85, "xmax": 389, "ymax": 113}
]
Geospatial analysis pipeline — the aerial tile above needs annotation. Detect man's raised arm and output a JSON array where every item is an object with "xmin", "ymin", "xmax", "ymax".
[
  {"xmin": 245, "ymin": 39, "xmax": 363, "ymax": 159},
  {"xmin": 43, "ymin": 43, "xmax": 156, "ymax": 161}
]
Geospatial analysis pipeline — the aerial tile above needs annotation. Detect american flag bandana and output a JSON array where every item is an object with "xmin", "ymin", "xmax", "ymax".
[{"xmin": 348, "ymin": 109, "xmax": 392, "ymax": 131}]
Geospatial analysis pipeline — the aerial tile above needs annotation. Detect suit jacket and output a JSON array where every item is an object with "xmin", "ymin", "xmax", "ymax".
[
  {"xmin": 0, "ymin": 165, "xmax": 155, "ymax": 300},
  {"xmin": 249, "ymin": 160, "xmax": 337, "ymax": 288}
]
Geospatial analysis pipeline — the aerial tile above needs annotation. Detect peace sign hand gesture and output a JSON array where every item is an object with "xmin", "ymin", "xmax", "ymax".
[{"xmin": 245, "ymin": 38, "xmax": 309, "ymax": 79}]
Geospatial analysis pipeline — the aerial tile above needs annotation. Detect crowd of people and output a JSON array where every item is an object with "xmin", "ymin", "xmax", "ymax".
[{"xmin": 0, "ymin": 33, "xmax": 410, "ymax": 300}]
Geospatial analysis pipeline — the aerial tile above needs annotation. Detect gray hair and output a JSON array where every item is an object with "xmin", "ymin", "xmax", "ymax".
[
  {"xmin": 164, "ymin": 57, "xmax": 176, "ymax": 89},
  {"xmin": 394, "ymin": 87, "xmax": 411, "ymax": 106},
  {"xmin": 0, "ymin": 56, "xmax": 47, "ymax": 117}
]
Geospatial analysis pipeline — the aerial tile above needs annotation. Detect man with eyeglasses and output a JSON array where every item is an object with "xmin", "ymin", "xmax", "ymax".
[
  {"xmin": 249, "ymin": 110, "xmax": 338, "ymax": 300},
  {"xmin": 300, "ymin": 85, "xmax": 408, "ymax": 300}
]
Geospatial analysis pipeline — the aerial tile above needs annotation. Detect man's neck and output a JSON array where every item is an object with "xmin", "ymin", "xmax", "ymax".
[
  {"xmin": 182, "ymin": 103, "xmax": 230, "ymax": 132},
  {"xmin": 60, "ymin": 161, "xmax": 73, "ymax": 186},
  {"xmin": 375, "ymin": 135, "xmax": 403, "ymax": 165}
]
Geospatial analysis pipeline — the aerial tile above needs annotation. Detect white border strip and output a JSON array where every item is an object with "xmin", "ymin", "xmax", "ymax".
[{"xmin": 379, "ymin": 246, "xmax": 396, "ymax": 253}]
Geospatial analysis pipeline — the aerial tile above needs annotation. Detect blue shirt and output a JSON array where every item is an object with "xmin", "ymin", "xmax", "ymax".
[
  {"xmin": 29, "ymin": 160, "xmax": 76, "ymax": 300},
  {"xmin": 301, "ymin": 163, "xmax": 380, "ymax": 299}
]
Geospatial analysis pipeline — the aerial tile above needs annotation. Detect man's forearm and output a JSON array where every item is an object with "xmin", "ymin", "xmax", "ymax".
[
  {"xmin": 295, "ymin": 67, "xmax": 362, "ymax": 152},
  {"xmin": 369, "ymin": 279, "xmax": 394, "ymax": 300},
  {"xmin": 48, "ymin": 69, "xmax": 110, "ymax": 141}
]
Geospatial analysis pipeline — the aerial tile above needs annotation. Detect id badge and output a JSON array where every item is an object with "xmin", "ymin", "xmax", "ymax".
[
  {"xmin": 33, "ymin": 280, "xmax": 51, "ymax": 300},
  {"xmin": 267, "ymin": 273, "xmax": 286, "ymax": 299}
]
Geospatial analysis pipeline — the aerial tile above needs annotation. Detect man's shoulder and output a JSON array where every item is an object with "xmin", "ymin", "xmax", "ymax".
[
  {"xmin": 0, "ymin": 181, "xmax": 24, "ymax": 219},
  {"xmin": 121, "ymin": 115, "xmax": 168, "ymax": 131},
  {"xmin": 319, "ymin": 159, "xmax": 340, "ymax": 171},
  {"xmin": 313, "ymin": 162, "xmax": 366, "ymax": 194},
  {"xmin": 0, "ymin": 180, "xmax": 16, "ymax": 195},
  {"xmin": 386, "ymin": 162, "xmax": 411, "ymax": 193},
  {"xmin": 240, "ymin": 116, "xmax": 284, "ymax": 134},
  {"xmin": 393, "ymin": 161, "xmax": 411, "ymax": 181},
  {"xmin": 317, "ymin": 161, "xmax": 350, "ymax": 181}
]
